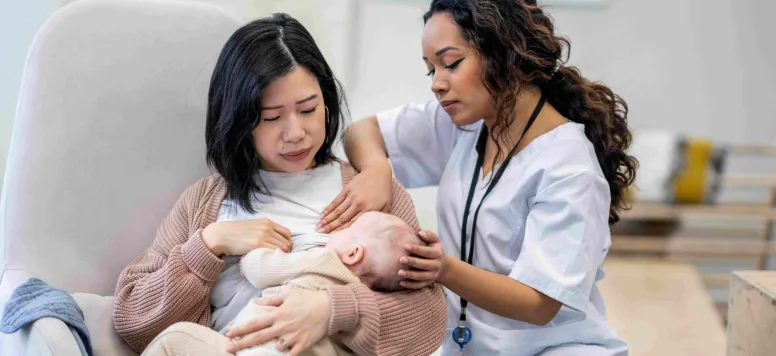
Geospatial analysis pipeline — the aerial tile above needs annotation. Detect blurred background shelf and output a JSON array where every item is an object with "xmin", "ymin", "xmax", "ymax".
[{"xmin": 610, "ymin": 142, "xmax": 776, "ymax": 323}]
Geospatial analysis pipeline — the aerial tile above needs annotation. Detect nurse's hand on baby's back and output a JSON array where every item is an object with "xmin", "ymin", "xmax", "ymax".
[
  {"xmin": 398, "ymin": 230, "xmax": 447, "ymax": 289},
  {"xmin": 317, "ymin": 161, "xmax": 393, "ymax": 233},
  {"xmin": 202, "ymin": 218, "xmax": 292, "ymax": 257}
]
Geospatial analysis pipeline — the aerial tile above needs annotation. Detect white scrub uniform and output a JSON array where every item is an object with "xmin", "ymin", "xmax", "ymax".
[{"xmin": 377, "ymin": 101, "xmax": 628, "ymax": 356}]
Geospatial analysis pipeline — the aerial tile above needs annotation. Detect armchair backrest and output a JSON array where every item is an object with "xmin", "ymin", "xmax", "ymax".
[{"xmin": 0, "ymin": 0, "xmax": 241, "ymax": 297}]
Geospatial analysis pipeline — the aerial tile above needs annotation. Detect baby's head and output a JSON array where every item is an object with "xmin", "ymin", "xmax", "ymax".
[{"xmin": 325, "ymin": 212, "xmax": 423, "ymax": 292}]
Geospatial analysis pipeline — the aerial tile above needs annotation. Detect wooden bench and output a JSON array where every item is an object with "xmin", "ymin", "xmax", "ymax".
[{"xmin": 599, "ymin": 259, "xmax": 726, "ymax": 356}]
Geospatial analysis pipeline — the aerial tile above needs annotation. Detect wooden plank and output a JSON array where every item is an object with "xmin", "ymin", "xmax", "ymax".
[
  {"xmin": 665, "ymin": 255, "xmax": 760, "ymax": 265},
  {"xmin": 622, "ymin": 202, "xmax": 776, "ymax": 221},
  {"xmin": 611, "ymin": 236, "xmax": 776, "ymax": 256},
  {"xmin": 612, "ymin": 225, "xmax": 763, "ymax": 240},
  {"xmin": 722, "ymin": 174, "xmax": 776, "ymax": 188},
  {"xmin": 667, "ymin": 226, "xmax": 763, "ymax": 239},
  {"xmin": 727, "ymin": 143, "xmax": 776, "ymax": 156},
  {"xmin": 727, "ymin": 271, "xmax": 776, "ymax": 355},
  {"xmin": 598, "ymin": 259, "xmax": 725, "ymax": 356}
]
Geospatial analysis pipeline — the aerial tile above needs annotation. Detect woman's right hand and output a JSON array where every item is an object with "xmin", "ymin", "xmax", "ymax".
[
  {"xmin": 202, "ymin": 218, "xmax": 292, "ymax": 256},
  {"xmin": 317, "ymin": 161, "xmax": 393, "ymax": 233},
  {"xmin": 226, "ymin": 289, "xmax": 331, "ymax": 355}
]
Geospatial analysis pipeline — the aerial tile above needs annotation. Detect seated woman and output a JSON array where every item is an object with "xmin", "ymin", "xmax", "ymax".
[
  {"xmin": 148, "ymin": 212, "xmax": 425, "ymax": 356},
  {"xmin": 112, "ymin": 13, "xmax": 446, "ymax": 356}
]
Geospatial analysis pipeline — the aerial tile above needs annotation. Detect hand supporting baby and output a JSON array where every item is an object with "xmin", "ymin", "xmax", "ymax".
[{"xmin": 226, "ymin": 289, "xmax": 331, "ymax": 355}]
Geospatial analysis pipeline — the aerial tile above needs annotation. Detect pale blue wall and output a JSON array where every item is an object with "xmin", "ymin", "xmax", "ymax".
[{"xmin": 0, "ymin": 1, "xmax": 59, "ymax": 187}]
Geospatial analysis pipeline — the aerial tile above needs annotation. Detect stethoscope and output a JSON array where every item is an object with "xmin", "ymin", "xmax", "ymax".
[{"xmin": 453, "ymin": 94, "xmax": 546, "ymax": 351}]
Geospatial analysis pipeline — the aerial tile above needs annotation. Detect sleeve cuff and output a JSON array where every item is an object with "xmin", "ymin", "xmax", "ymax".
[
  {"xmin": 509, "ymin": 265, "xmax": 587, "ymax": 313},
  {"xmin": 181, "ymin": 229, "xmax": 225, "ymax": 282},
  {"xmin": 324, "ymin": 284, "xmax": 359, "ymax": 335}
]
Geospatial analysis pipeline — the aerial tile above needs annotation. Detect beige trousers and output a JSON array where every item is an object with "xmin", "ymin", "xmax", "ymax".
[{"xmin": 141, "ymin": 303, "xmax": 344, "ymax": 356}]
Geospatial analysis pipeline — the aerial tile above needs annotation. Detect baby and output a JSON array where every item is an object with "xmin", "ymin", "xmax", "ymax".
[{"xmin": 229, "ymin": 211, "xmax": 423, "ymax": 356}]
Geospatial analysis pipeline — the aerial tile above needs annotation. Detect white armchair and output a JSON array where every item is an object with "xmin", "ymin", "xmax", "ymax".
[{"xmin": 0, "ymin": 0, "xmax": 240, "ymax": 354}]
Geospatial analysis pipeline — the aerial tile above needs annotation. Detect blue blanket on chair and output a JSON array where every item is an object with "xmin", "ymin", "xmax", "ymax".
[{"xmin": 1, "ymin": 277, "xmax": 93, "ymax": 356}]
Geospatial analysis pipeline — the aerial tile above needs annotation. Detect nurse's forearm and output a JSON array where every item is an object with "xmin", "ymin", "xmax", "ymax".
[
  {"xmin": 438, "ymin": 255, "xmax": 562, "ymax": 326},
  {"xmin": 343, "ymin": 116, "xmax": 390, "ymax": 172}
]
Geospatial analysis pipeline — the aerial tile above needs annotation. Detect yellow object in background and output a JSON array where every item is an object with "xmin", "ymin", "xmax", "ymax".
[
  {"xmin": 672, "ymin": 139, "xmax": 713, "ymax": 204},
  {"xmin": 628, "ymin": 129, "xmax": 727, "ymax": 205}
]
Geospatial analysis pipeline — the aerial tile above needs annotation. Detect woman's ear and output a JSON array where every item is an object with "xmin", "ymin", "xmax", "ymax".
[{"xmin": 340, "ymin": 245, "xmax": 365, "ymax": 266}]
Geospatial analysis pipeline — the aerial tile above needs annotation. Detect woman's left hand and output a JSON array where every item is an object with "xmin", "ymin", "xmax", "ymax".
[
  {"xmin": 397, "ymin": 230, "xmax": 448, "ymax": 289},
  {"xmin": 317, "ymin": 162, "xmax": 393, "ymax": 233},
  {"xmin": 226, "ymin": 289, "xmax": 331, "ymax": 356}
]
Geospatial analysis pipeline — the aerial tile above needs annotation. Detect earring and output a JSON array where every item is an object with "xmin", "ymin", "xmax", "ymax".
[{"xmin": 325, "ymin": 106, "xmax": 330, "ymax": 124}]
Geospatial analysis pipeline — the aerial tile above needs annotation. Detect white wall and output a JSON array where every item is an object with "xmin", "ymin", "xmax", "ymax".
[
  {"xmin": 349, "ymin": 0, "xmax": 776, "ymax": 141},
  {"xmin": 245, "ymin": 0, "xmax": 360, "ymax": 90},
  {"xmin": 548, "ymin": 0, "xmax": 776, "ymax": 143}
]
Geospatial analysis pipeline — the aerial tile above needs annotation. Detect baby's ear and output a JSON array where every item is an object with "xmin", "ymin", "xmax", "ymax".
[{"xmin": 341, "ymin": 245, "xmax": 365, "ymax": 266}]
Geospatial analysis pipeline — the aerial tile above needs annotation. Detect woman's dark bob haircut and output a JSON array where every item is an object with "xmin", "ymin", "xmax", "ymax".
[{"xmin": 205, "ymin": 13, "xmax": 347, "ymax": 213}]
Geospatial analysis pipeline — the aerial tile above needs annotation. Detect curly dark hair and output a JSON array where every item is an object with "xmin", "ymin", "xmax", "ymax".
[{"xmin": 424, "ymin": 0, "xmax": 637, "ymax": 224}]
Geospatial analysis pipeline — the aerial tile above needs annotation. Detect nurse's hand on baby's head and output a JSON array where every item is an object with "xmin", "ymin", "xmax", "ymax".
[
  {"xmin": 396, "ymin": 230, "xmax": 446, "ymax": 289},
  {"xmin": 325, "ymin": 211, "xmax": 424, "ymax": 292}
]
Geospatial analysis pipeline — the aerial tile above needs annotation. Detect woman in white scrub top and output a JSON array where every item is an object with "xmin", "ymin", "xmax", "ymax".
[{"xmin": 319, "ymin": 0, "xmax": 637, "ymax": 355}]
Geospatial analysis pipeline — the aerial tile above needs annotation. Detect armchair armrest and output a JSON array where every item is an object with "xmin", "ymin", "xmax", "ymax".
[
  {"xmin": 0, "ymin": 294, "xmax": 137, "ymax": 356},
  {"xmin": 72, "ymin": 293, "xmax": 136, "ymax": 356},
  {"xmin": 1, "ymin": 270, "xmax": 134, "ymax": 355},
  {"xmin": 0, "ymin": 317, "xmax": 81, "ymax": 356},
  {"xmin": 0, "ymin": 269, "xmax": 78, "ymax": 355}
]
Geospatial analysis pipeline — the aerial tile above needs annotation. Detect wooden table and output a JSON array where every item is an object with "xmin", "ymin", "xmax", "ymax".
[{"xmin": 598, "ymin": 259, "xmax": 726, "ymax": 356}]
